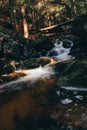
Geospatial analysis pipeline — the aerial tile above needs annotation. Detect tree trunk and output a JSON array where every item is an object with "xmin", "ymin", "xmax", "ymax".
[
  {"xmin": 70, "ymin": 0, "xmax": 76, "ymax": 17},
  {"xmin": 12, "ymin": 9, "xmax": 19, "ymax": 29},
  {"xmin": 20, "ymin": 1, "xmax": 29, "ymax": 38}
]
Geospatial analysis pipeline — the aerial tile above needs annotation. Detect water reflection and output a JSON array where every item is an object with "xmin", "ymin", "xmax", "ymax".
[
  {"xmin": 0, "ymin": 76, "xmax": 56, "ymax": 130},
  {"xmin": 0, "ymin": 77, "xmax": 87, "ymax": 130}
]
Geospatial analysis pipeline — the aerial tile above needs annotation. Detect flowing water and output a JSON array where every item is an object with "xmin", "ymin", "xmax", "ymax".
[
  {"xmin": 47, "ymin": 40, "xmax": 73, "ymax": 60},
  {"xmin": 0, "ymin": 66, "xmax": 55, "ymax": 93},
  {"xmin": 0, "ymin": 40, "xmax": 87, "ymax": 130}
]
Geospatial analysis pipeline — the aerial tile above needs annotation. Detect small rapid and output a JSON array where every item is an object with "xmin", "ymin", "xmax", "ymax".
[
  {"xmin": 0, "ymin": 39, "xmax": 74, "ymax": 93},
  {"xmin": 0, "ymin": 65, "xmax": 55, "ymax": 93},
  {"xmin": 47, "ymin": 40, "xmax": 73, "ymax": 60},
  {"xmin": 0, "ymin": 38, "xmax": 87, "ymax": 130}
]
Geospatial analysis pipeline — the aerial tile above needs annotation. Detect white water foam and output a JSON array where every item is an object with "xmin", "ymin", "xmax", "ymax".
[
  {"xmin": 0, "ymin": 66, "xmax": 55, "ymax": 91},
  {"xmin": 75, "ymin": 95, "xmax": 83, "ymax": 100},
  {"xmin": 47, "ymin": 40, "xmax": 73, "ymax": 60},
  {"xmin": 60, "ymin": 98, "xmax": 72, "ymax": 104},
  {"xmin": 61, "ymin": 86, "xmax": 87, "ymax": 91}
]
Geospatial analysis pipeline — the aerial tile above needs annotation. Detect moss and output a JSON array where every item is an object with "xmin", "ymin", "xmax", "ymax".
[
  {"xmin": 55, "ymin": 60, "xmax": 87, "ymax": 87},
  {"xmin": 23, "ymin": 58, "xmax": 51, "ymax": 69}
]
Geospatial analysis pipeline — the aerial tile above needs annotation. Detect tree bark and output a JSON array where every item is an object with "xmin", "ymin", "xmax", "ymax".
[
  {"xmin": 20, "ymin": 0, "xmax": 29, "ymax": 38},
  {"xmin": 70, "ymin": 0, "xmax": 76, "ymax": 17},
  {"xmin": 39, "ymin": 19, "xmax": 73, "ymax": 31}
]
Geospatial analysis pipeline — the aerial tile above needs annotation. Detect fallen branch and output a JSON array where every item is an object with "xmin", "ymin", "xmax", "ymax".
[
  {"xmin": 42, "ymin": 31, "xmax": 72, "ymax": 37},
  {"xmin": 39, "ymin": 19, "xmax": 74, "ymax": 31}
]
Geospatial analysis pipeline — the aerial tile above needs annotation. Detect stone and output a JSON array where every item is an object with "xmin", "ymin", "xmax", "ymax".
[
  {"xmin": 72, "ymin": 14, "xmax": 87, "ymax": 39},
  {"xmin": 54, "ymin": 60, "xmax": 87, "ymax": 87}
]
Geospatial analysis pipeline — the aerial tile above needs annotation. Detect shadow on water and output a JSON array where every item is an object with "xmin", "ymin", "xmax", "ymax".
[
  {"xmin": 0, "ymin": 75, "xmax": 87, "ymax": 130},
  {"xmin": 0, "ymin": 76, "xmax": 58, "ymax": 130}
]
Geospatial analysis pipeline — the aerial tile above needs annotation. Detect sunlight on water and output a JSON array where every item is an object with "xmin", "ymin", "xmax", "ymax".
[
  {"xmin": 17, "ymin": 65, "xmax": 54, "ymax": 78},
  {"xmin": 0, "ymin": 65, "xmax": 55, "ymax": 92},
  {"xmin": 0, "ymin": 67, "xmax": 56, "ymax": 130}
]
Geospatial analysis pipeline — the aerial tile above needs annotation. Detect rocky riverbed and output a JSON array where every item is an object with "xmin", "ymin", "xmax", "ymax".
[{"xmin": 0, "ymin": 15, "xmax": 87, "ymax": 130}]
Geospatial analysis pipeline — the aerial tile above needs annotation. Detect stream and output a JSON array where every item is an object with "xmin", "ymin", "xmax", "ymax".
[{"xmin": 0, "ymin": 40, "xmax": 87, "ymax": 130}]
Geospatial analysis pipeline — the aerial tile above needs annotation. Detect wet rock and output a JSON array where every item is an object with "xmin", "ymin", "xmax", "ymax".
[
  {"xmin": 3, "ymin": 63, "xmax": 16, "ymax": 74},
  {"xmin": 23, "ymin": 57, "xmax": 52, "ymax": 69},
  {"xmin": 65, "ymin": 34, "xmax": 80, "ymax": 43},
  {"xmin": 24, "ymin": 37, "xmax": 54, "ymax": 58},
  {"xmin": 49, "ymin": 51, "xmax": 58, "ymax": 57},
  {"xmin": 0, "ymin": 58, "xmax": 6, "ymax": 74},
  {"xmin": 23, "ymin": 44, "xmax": 40, "ymax": 58},
  {"xmin": 70, "ymin": 14, "xmax": 87, "ymax": 58},
  {"xmin": 64, "ymin": 34, "xmax": 87, "ymax": 59},
  {"xmin": 72, "ymin": 14, "xmax": 87, "ymax": 39},
  {"xmin": 0, "ymin": 36, "xmax": 24, "ymax": 60},
  {"xmin": 70, "ymin": 39, "xmax": 87, "ymax": 59},
  {"xmin": 33, "ymin": 36, "xmax": 54, "ymax": 55},
  {"xmin": 62, "ymin": 39, "xmax": 73, "ymax": 48},
  {"xmin": 11, "ymin": 44, "xmax": 24, "ymax": 58},
  {"xmin": 6, "ymin": 42, "xmax": 24, "ymax": 59},
  {"xmin": 40, "ymin": 49, "xmax": 47, "ymax": 56},
  {"xmin": 62, "ymin": 34, "xmax": 80, "ymax": 49}
]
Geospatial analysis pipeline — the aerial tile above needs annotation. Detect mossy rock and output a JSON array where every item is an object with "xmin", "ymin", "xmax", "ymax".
[
  {"xmin": 23, "ymin": 44, "xmax": 40, "ymax": 58},
  {"xmin": 65, "ymin": 34, "xmax": 80, "ymax": 43},
  {"xmin": 72, "ymin": 14, "xmax": 87, "ymax": 39},
  {"xmin": 54, "ymin": 60, "xmax": 87, "ymax": 87},
  {"xmin": 21, "ymin": 58, "xmax": 52, "ymax": 69},
  {"xmin": 70, "ymin": 39, "xmax": 87, "ymax": 59},
  {"xmin": 33, "ymin": 36, "xmax": 54, "ymax": 52}
]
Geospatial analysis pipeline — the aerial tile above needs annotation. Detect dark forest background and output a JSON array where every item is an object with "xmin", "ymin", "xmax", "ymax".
[{"xmin": 0, "ymin": 0, "xmax": 87, "ymax": 38}]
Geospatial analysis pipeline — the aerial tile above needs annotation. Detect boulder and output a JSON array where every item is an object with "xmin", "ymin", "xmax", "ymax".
[
  {"xmin": 22, "ymin": 57, "xmax": 52, "ymax": 69},
  {"xmin": 33, "ymin": 36, "xmax": 54, "ymax": 56},
  {"xmin": 72, "ymin": 14, "xmax": 87, "ymax": 39},
  {"xmin": 70, "ymin": 39, "xmax": 87, "ymax": 59},
  {"xmin": 54, "ymin": 60, "xmax": 87, "ymax": 87},
  {"xmin": 23, "ymin": 44, "xmax": 40, "ymax": 58},
  {"xmin": 70, "ymin": 14, "xmax": 87, "ymax": 59}
]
